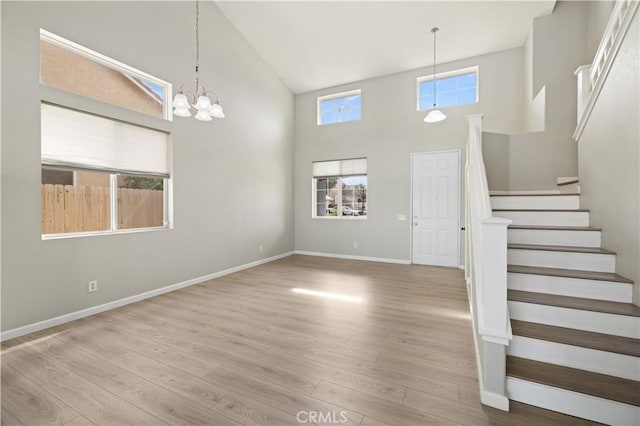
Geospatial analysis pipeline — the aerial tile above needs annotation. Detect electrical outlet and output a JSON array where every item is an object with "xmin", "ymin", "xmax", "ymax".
[
  {"xmin": 352, "ymin": 242, "xmax": 358, "ymax": 249},
  {"xmin": 259, "ymin": 245, "xmax": 264, "ymax": 253},
  {"xmin": 87, "ymin": 280, "xmax": 98, "ymax": 293}
]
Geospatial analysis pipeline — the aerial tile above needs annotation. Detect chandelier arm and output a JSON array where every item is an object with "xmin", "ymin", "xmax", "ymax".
[{"xmin": 205, "ymin": 90, "xmax": 220, "ymax": 102}]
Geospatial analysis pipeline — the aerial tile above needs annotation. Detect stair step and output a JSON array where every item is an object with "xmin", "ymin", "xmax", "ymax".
[
  {"xmin": 508, "ymin": 265, "xmax": 633, "ymax": 284},
  {"xmin": 508, "ymin": 243, "xmax": 614, "ymax": 254},
  {"xmin": 508, "ymin": 244, "xmax": 615, "ymax": 273},
  {"xmin": 506, "ymin": 376, "xmax": 638, "ymax": 425},
  {"xmin": 490, "ymin": 194, "xmax": 580, "ymax": 210},
  {"xmin": 508, "ymin": 290, "xmax": 640, "ymax": 317},
  {"xmin": 508, "ymin": 225, "xmax": 600, "ymax": 231},
  {"xmin": 506, "ymin": 356, "xmax": 640, "ymax": 407},
  {"xmin": 494, "ymin": 210, "xmax": 589, "ymax": 227},
  {"xmin": 491, "ymin": 193, "xmax": 581, "ymax": 197},
  {"xmin": 507, "ymin": 227, "xmax": 602, "ymax": 248},
  {"xmin": 511, "ymin": 320, "xmax": 640, "ymax": 357}
]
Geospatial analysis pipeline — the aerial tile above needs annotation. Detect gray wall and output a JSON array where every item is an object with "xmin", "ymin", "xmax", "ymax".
[
  {"xmin": 485, "ymin": 1, "xmax": 588, "ymax": 190},
  {"xmin": 1, "ymin": 1, "xmax": 295, "ymax": 332},
  {"xmin": 578, "ymin": 13, "xmax": 639, "ymax": 304},
  {"xmin": 294, "ymin": 48, "xmax": 523, "ymax": 261}
]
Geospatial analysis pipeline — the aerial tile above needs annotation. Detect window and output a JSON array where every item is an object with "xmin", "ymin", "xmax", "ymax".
[
  {"xmin": 317, "ymin": 89, "xmax": 362, "ymax": 125},
  {"xmin": 417, "ymin": 67, "xmax": 478, "ymax": 111},
  {"xmin": 313, "ymin": 158, "xmax": 367, "ymax": 218},
  {"xmin": 39, "ymin": 30, "xmax": 172, "ymax": 238},
  {"xmin": 40, "ymin": 29, "xmax": 171, "ymax": 120},
  {"xmin": 40, "ymin": 103, "xmax": 169, "ymax": 237}
]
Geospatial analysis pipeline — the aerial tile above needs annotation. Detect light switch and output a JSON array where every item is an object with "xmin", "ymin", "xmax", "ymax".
[{"xmin": 397, "ymin": 214, "xmax": 407, "ymax": 221}]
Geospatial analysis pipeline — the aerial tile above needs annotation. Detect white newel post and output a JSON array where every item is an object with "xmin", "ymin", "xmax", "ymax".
[
  {"xmin": 465, "ymin": 113, "xmax": 512, "ymax": 411},
  {"xmin": 574, "ymin": 64, "xmax": 592, "ymax": 125}
]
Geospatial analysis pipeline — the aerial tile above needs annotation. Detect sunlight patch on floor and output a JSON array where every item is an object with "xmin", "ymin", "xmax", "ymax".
[{"xmin": 291, "ymin": 288, "xmax": 363, "ymax": 303}]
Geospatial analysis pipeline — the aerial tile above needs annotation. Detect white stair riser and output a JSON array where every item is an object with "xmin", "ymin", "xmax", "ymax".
[
  {"xmin": 508, "ymin": 301, "xmax": 640, "ymax": 338},
  {"xmin": 491, "ymin": 195, "xmax": 580, "ymax": 210},
  {"xmin": 508, "ymin": 249, "xmax": 615, "ymax": 273},
  {"xmin": 508, "ymin": 336, "xmax": 640, "ymax": 380},
  {"xmin": 506, "ymin": 377, "xmax": 639, "ymax": 425},
  {"xmin": 508, "ymin": 229, "xmax": 601, "ymax": 247},
  {"xmin": 508, "ymin": 273, "xmax": 633, "ymax": 303},
  {"xmin": 495, "ymin": 211, "xmax": 589, "ymax": 227}
]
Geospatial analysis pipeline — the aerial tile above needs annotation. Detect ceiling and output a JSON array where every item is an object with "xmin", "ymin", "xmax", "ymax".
[{"xmin": 215, "ymin": 1, "xmax": 556, "ymax": 94}]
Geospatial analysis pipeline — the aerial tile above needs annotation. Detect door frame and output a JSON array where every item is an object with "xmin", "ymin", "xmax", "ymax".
[{"xmin": 409, "ymin": 149, "xmax": 462, "ymax": 267}]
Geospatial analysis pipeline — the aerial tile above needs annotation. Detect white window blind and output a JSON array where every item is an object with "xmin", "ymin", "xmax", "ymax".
[
  {"xmin": 41, "ymin": 103, "xmax": 169, "ymax": 177},
  {"xmin": 313, "ymin": 158, "xmax": 367, "ymax": 178}
]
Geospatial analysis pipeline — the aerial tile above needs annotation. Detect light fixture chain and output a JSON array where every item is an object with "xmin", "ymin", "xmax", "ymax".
[
  {"xmin": 433, "ymin": 27, "xmax": 437, "ymax": 108},
  {"xmin": 195, "ymin": 0, "xmax": 200, "ymax": 71}
]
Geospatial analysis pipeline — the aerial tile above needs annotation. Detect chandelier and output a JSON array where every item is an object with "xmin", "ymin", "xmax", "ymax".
[{"xmin": 172, "ymin": 0, "xmax": 225, "ymax": 121}]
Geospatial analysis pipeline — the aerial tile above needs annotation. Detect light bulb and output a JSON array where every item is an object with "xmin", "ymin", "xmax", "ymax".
[
  {"xmin": 172, "ymin": 93, "xmax": 189, "ymax": 109},
  {"xmin": 209, "ymin": 103, "xmax": 225, "ymax": 118},
  {"xmin": 194, "ymin": 95, "xmax": 211, "ymax": 110},
  {"xmin": 173, "ymin": 107, "xmax": 192, "ymax": 118},
  {"xmin": 424, "ymin": 108, "xmax": 447, "ymax": 123},
  {"xmin": 195, "ymin": 110, "xmax": 212, "ymax": 121}
]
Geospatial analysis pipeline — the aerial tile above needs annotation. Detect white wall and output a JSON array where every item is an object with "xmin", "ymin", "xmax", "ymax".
[
  {"xmin": 578, "ymin": 13, "xmax": 639, "ymax": 304},
  {"xmin": 1, "ymin": 1, "xmax": 295, "ymax": 332},
  {"xmin": 294, "ymin": 48, "xmax": 523, "ymax": 261}
]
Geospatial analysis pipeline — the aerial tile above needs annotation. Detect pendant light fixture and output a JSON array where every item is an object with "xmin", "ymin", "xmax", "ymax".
[
  {"xmin": 424, "ymin": 27, "xmax": 447, "ymax": 123},
  {"xmin": 172, "ymin": 0, "xmax": 225, "ymax": 121}
]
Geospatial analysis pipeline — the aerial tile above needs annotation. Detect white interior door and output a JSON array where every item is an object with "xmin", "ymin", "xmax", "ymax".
[{"xmin": 412, "ymin": 151, "xmax": 460, "ymax": 267}]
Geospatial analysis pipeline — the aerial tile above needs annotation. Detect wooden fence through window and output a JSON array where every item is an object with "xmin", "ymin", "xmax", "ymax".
[{"xmin": 41, "ymin": 184, "xmax": 164, "ymax": 234}]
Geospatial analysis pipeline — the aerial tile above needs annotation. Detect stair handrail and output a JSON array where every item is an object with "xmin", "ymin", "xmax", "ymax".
[
  {"xmin": 464, "ymin": 114, "xmax": 512, "ymax": 410},
  {"xmin": 574, "ymin": 0, "xmax": 638, "ymax": 140}
]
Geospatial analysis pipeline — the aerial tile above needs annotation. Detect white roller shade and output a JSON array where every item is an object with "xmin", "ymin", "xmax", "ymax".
[
  {"xmin": 41, "ymin": 103, "xmax": 169, "ymax": 177},
  {"xmin": 313, "ymin": 158, "xmax": 367, "ymax": 177}
]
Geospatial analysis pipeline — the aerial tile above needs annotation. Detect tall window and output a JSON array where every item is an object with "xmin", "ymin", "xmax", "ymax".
[
  {"xmin": 417, "ymin": 67, "xmax": 478, "ymax": 111},
  {"xmin": 317, "ymin": 89, "xmax": 362, "ymax": 125},
  {"xmin": 40, "ymin": 30, "xmax": 172, "ymax": 237},
  {"xmin": 313, "ymin": 158, "xmax": 367, "ymax": 218}
]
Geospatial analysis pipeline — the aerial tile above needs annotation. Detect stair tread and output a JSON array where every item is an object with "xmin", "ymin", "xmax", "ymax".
[
  {"xmin": 493, "ymin": 209, "xmax": 589, "ymax": 212},
  {"xmin": 508, "ymin": 265, "xmax": 633, "ymax": 283},
  {"xmin": 507, "ymin": 356, "xmax": 640, "ymax": 406},
  {"xmin": 508, "ymin": 225, "xmax": 601, "ymax": 231},
  {"xmin": 511, "ymin": 320, "xmax": 640, "ymax": 357},
  {"xmin": 490, "ymin": 193, "xmax": 580, "ymax": 197},
  {"xmin": 508, "ymin": 290, "xmax": 640, "ymax": 317},
  {"xmin": 508, "ymin": 243, "xmax": 615, "ymax": 255}
]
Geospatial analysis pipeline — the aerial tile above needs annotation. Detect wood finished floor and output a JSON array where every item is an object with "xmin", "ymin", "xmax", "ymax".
[{"xmin": 1, "ymin": 255, "xmax": 597, "ymax": 426}]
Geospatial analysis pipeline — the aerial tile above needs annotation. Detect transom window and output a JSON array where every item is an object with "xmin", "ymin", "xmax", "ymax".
[
  {"xmin": 40, "ymin": 29, "xmax": 171, "ymax": 120},
  {"xmin": 417, "ymin": 67, "xmax": 478, "ymax": 111},
  {"xmin": 317, "ymin": 89, "xmax": 362, "ymax": 125},
  {"xmin": 313, "ymin": 158, "xmax": 367, "ymax": 218}
]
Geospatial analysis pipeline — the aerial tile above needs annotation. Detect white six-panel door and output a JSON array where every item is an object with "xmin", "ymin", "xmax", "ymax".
[{"xmin": 411, "ymin": 151, "xmax": 460, "ymax": 267}]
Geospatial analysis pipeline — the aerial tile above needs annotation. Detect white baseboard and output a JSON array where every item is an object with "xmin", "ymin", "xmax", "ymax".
[
  {"xmin": 294, "ymin": 250, "xmax": 411, "ymax": 265},
  {"xmin": 481, "ymin": 390, "xmax": 510, "ymax": 412},
  {"xmin": 0, "ymin": 251, "xmax": 294, "ymax": 342}
]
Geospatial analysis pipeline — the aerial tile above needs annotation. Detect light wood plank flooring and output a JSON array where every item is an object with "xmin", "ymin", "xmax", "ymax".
[{"xmin": 1, "ymin": 255, "xmax": 596, "ymax": 425}]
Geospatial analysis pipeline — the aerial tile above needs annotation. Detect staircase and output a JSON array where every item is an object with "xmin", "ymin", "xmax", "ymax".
[{"xmin": 489, "ymin": 187, "xmax": 640, "ymax": 425}]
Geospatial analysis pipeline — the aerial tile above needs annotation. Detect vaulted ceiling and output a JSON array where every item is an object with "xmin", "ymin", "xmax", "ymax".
[{"xmin": 216, "ymin": 1, "xmax": 556, "ymax": 94}]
